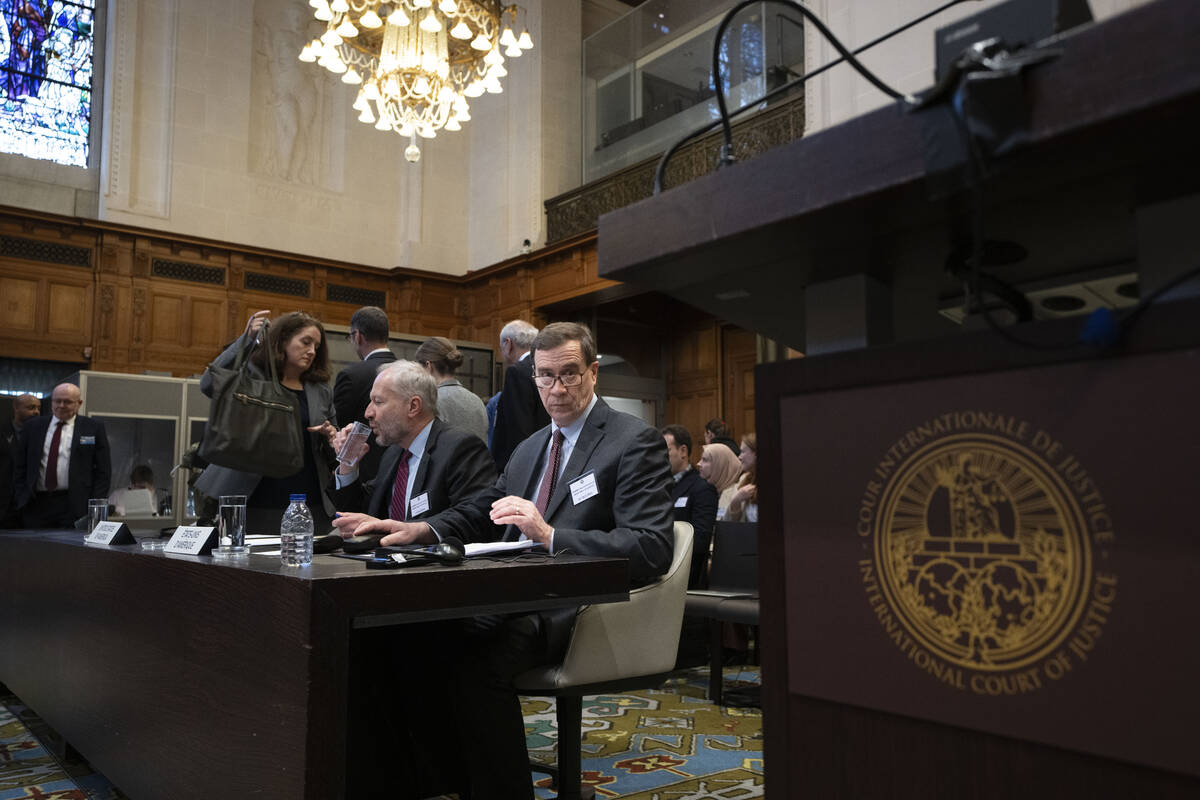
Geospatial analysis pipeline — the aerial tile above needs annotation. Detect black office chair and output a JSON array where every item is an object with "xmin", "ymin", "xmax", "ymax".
[{"xmin": 683, "ymin": 521, "xmax": 759, "ymax": 705}]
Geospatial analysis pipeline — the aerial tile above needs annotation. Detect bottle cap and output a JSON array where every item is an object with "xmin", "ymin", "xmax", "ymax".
[{"xmin": 289, "ymin": 493, "xmax": 307, "ymax": 503}]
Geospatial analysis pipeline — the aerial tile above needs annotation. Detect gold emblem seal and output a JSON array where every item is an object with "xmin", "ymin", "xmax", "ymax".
[{"xmin": 859, "ymin": 414, "xmax": 1117, "ymax": 694}]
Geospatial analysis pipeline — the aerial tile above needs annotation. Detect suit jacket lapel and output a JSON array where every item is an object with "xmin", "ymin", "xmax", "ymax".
[
  {"xmin": 410, "ymin": 420, "xmax": 440, "ymax": 498},
  {"xmin": 542, "ymin": 400, "xmax": 608, "ymax": 521}
]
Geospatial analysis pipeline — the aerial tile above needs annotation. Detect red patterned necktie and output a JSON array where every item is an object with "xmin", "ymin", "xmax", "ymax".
[
  {"xmin": 45, "ymin": 421, "xmax": 63, "ymax": 491},
  {"xmin": 534, "ymin": 430, "xmax": 564, "ymax": 516},
  {"xmin": 388, "ymin": 449, "xmax": 410, "ymax": 521}
]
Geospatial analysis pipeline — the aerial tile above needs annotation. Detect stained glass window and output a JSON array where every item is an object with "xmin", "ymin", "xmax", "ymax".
[{"xmin": 0, "ymin": 1, "xmax": 95, "ymax": 167}]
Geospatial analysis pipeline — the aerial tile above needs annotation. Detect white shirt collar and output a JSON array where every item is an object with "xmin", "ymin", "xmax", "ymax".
[
  {"xmin": 552, "ymin": 393, "xmax": 598, "ymax": 448},
  {"xmin": 406, "ymin": 417, "xmax": 435, "ymax": 460}
]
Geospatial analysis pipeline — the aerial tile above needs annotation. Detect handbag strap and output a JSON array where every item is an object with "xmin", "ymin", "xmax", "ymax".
[{"xmin": 233, "ymin": 319, "xmax": 283, "ymax": 386}]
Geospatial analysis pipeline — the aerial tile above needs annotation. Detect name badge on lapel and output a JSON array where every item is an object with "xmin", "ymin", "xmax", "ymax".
[
  {"xmin": 80, "ymin": 435, "xmax": 96, "ymax": 445},
  {"xmin": 409, "ymin": 492, "xmax": 430, "ymax": 516},
  {"xmin": 569, "ymin": 472, "xmax": 599, "ymax": 505},
  {"xmin": 674, "ymin": 496, "xmax": 689, "ymax": 508}
]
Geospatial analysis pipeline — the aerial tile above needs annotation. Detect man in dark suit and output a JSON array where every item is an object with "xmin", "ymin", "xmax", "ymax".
[
  {"xmin": 383, "ymin": 322, "xmax": 674, "ymax": 800},
  {"xmin": 662, "ymin": 424, "xmax": 718, "ymax": 589},
  {"xmin": 330, "ymin": 359, "xmax": 497, "ymax": 535},
  {"xmin": 14, "ymin": 383, "xmax": 111, "ymax": 529},
  {"xmin": 328, "ymin": 359, "xmax": 497, "ymax": 799},
  {"xmin": 1, "ymin": 393, "xmax": 41, "ymax": 527},
  {"xmin": 333, "ymin": 306, "xmax": 396, "ymax": 485},
  {"xmin": 489, "ymin": 319, "xmax": 549, "ymax": 470}
]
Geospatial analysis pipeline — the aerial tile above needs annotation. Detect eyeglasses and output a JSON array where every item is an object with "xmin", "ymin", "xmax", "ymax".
[
  {"xmin": 346, "ymin": 331, "xmax": 359, "ymax": 342},
  {"xmin": 533, "ymin": 372, "xmax": 585, "ymax": 389}
]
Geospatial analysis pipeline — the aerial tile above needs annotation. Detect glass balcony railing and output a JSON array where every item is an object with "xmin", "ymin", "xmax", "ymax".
[{"xmin": 583, "ymin": 0, "xmax": 805, "ymax": 184}]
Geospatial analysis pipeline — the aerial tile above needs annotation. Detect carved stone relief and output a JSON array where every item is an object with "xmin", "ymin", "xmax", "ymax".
[{"xmin": 248, "ymin": 0, "xmax": 340, "ymax": 189}]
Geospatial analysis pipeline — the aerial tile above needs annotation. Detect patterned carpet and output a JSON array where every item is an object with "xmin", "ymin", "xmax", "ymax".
[{"xmin": 0, "ymin": 667, "xmax": 762, "ymax": 799}]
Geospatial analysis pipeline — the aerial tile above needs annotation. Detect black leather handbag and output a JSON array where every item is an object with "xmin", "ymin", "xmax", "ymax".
[{"xmin": 198, "ymin": 322, "xmax": 305, "ymax": 478}]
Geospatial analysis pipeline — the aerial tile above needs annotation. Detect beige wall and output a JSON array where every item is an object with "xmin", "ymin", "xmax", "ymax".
[
  {"xmin": 0, "ymin": 0, "xmax": 570, "ymax": 277},
  {"xmin": 803, "ymin": 0, "xmax": 1153, "ymax": 135}
]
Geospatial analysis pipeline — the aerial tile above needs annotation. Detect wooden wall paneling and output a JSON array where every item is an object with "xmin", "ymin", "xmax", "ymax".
[
  {"xmin": 721, "ymin": 325, "xmax": 758, "ymax": 442},
  {"xmin": 0, "ymin": 272, "xmax": 39, "ymax": 332}
]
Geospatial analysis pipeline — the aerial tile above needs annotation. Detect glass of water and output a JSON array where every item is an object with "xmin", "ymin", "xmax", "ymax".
[
  {"xmin": 87, "ymin": 498, "xmax": 107, "ymax": 534},
  {"xmin": 214, "ymin": 495, "xmax": 247, "ymax": 558},
  {"xmin": 336, "ymin": 421, "xmax": 372, "ymax": 467}
]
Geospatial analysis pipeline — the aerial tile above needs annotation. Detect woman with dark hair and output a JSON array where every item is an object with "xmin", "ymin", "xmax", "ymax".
[
  {"xmin": 196, "ymin": 310, "xmax": 339, "ymax": 532},
  {"xmin": 704, "ymin": 417, "xmax": 740, "ymax": 457},
  {"xmin": 414, "ymin": 336, "xmax": 488, "ymax": 443}
]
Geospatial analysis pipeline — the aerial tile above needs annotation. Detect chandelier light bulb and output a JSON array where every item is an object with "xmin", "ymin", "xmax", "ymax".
[
  {"xmin": 300, "ymin": 0, "xmax": 532, "ymax": 151},
  {"xmin": 419, "ymin": 10, "xmax": 442, "ymax": 32}
]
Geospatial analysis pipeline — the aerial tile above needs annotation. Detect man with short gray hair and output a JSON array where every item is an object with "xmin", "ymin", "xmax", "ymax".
[
  {"xmin": 491, "ymin": 318, "xmax": 549, "ymax": 470},
  {"xmin": 330, "ymin": 360, "xmax": 496, "ymax": 540}
]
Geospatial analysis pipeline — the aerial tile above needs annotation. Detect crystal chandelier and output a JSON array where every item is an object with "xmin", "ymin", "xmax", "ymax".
[{"xmin": 299, "ymin": 0, "xmax": 533, "ymax": 160}]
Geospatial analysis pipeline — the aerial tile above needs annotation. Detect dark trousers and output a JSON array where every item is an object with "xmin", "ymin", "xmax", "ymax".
[
  {"xmin": 20, "ymin": 491, "xmax": 76, "ymax": 529},
  {"xmin": 348, "ymin": 614, "xmax": 554, "ymax": 800}
]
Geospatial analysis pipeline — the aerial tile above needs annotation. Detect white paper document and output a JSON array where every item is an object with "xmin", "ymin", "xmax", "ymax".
[{"xmin": 463, "ymin": 540, "xmax": 540, "ymax": 556}]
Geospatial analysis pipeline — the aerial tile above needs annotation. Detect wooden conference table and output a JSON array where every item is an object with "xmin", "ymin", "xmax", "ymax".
[{"xmin": 0, "ymin": 531, "xmax": 630, "ymax": 799}]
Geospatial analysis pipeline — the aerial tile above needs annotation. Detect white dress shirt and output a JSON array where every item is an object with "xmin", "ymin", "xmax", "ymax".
[{"xmin": 38, "ymin": 415, "xmax": 75, "ymax": 492}]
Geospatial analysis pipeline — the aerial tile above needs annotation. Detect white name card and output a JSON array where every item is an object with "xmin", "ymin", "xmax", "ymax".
[
  {"xmin": 165, "ymin": 525, "xmax": 217, "ymax": 555},
  {"xmin": 85, "ymin": 521, "xmax": 134, "ymax": 545}
]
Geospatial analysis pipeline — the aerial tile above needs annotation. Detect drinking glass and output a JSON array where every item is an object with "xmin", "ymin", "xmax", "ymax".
[
  {"xmin": 336, "ymin": 421, "xmax": 372, "ymax": 467},
  {"xmin": 87, "ymin": 498, "xmax": 107, "ymax": 534},
  {"xmin": 214, "ymin": 495, "xmax": 247, "ymax": 558}
]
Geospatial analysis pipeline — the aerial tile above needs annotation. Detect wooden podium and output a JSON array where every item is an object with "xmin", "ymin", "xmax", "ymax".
[{"xmin": 597, "ymin": 0, "xmax": 1200, "ymax": 795}]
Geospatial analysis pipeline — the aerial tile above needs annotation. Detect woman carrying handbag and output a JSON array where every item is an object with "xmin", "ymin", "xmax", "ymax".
[{"xmin": 196, "ymin": 310, "xmax": 339, "ymax": 534}]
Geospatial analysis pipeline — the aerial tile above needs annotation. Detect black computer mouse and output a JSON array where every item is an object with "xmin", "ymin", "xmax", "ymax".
[
  {"xmin": 313, "ymin": 532, "xmax": 344, "ymax": 554},
  {"xmin": 342, "ymin": 533, "xmax": 385, "ymax": 553}
]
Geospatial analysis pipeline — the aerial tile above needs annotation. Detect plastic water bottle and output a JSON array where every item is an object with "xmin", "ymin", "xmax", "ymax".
[{"xmin": 280, "ymin": 493, "xmax": 314, "ymax": 566}]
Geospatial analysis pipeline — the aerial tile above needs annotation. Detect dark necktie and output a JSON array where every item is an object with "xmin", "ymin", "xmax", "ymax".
[
  {"xmin": 388, "ymin": 449, "xmax": 410, "ymax": 521},
  {"xmin": 534, "ymin": 430, "xmax": 564, "ymax": 516},
  {"xmin": 45, "ymin": 421, "xmax": 63, "ymax": 491}
]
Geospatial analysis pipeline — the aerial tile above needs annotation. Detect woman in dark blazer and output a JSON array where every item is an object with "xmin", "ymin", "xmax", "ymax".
[{"xmin": 196, "ymin": 310, "xmax": 338, "ymax": 534}]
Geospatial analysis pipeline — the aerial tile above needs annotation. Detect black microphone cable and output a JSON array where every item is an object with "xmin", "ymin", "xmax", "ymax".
[{"xmin": 653, "ymin": 0, "xmax": 979, "ymax": 194}]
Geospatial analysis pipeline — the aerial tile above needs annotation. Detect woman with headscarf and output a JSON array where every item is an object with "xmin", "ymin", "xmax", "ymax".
[{"xmin": 698, "ymin": 442, "xmax": 742, "ymax": 520}]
